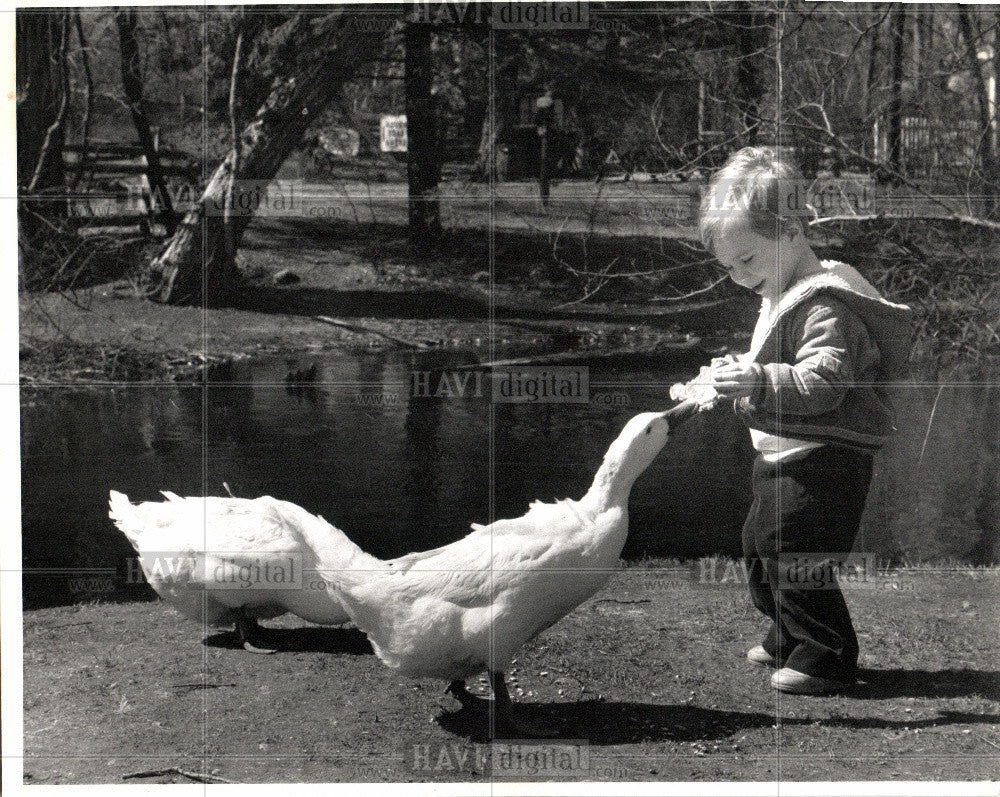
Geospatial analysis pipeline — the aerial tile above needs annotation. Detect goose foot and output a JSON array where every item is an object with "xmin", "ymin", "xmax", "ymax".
[
  {"xmin": 446, "ymin": 680, "xmax": 491, "ymax": 714},
  {"xmin": 490, "ymin": 671, "xmax": 560, "ymax": 739},
  {"xmin": 234, "ymin": 610, "xmax": 277, "ymax": 655}
]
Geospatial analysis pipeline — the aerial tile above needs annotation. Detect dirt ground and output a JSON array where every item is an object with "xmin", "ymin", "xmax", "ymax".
[{"xmin": 21, "ymin": 563, "xmax": 1000, "ymax": 784}]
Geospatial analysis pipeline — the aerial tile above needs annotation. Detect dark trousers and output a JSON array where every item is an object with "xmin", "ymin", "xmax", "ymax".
[{"xmin": 742, "ymin": 444, "xmax": 874, "ymax": 681}]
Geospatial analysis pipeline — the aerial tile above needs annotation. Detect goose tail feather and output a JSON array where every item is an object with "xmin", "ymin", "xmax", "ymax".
[{"xmin": 108, "ymin": 490, "xmax": 143, "ymax": 548}]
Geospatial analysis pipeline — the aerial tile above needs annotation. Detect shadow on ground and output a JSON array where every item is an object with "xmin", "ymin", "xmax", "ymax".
[
  {"xmin": 233, "ymin": 282, "xmax": 734, "ymax": 332},
  {"xmin": 437, "ymin": 701, "xmax": 779, "ymax": 744},
  {"xmin": 203, "ymin": 626, "xmax": 374, "ymax": 655},
  {"xmin": 437, "ymin": 672, "xmax": 1000, "ymax": 743},
  {"xmin": 853, "ymin": 668, "xmax": 1000, "ymax": 700},
  {"xmin": 232, "ymin": 218, "xmax": 749, "ymax": 329}
]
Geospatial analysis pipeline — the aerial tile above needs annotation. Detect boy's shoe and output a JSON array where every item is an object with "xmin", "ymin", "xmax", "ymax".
[
  {"xmin": 746, "ymin": 645, "xmax": 778, "ymax": 667},
  {"xmin": 770, "ymin": 667, "xmax": 850, "ymax": 695}
]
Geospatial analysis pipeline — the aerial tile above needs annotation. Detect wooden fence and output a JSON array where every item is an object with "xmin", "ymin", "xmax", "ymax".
[{"xmin": 62, "ymin": 136, "xmax": 199, "ymax": 234}]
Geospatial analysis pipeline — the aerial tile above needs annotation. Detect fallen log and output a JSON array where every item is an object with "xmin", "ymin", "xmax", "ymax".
[
  {"xmin": 453, "ymin": 338, "xmax": 704, "ymax": 370},
  {"xmin": 312, "ymin": 315, "xmax": 431, "ymax": 349}
]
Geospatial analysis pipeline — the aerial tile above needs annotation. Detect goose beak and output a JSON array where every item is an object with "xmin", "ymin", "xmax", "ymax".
[{"xmin": 659, "ymin": 399, "xmax": 700, "ymax": 430}]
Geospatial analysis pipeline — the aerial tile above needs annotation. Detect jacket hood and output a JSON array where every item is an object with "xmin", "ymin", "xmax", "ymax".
[{"xmin": 764, "ymin": 260, "xmax": 914, "ymax": 379}]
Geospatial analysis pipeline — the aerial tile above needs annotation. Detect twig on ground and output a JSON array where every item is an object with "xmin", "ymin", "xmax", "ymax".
[
  {"xmin": 169, "ymin": 682, "xmax": 236, "ymax": 691},
  {"xmin": 123, "ymin": 767, "xmax": 233, "ymax": 784},
  {"xmin": 917, "ymin": 385, "xmax": 945, "ymax": 473},
  {"xmin": 593, "ymin": 598, "xmax": 652, "ymax": 605}
]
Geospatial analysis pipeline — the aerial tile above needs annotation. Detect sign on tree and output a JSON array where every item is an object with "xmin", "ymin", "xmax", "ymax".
[{"xmin": 380, "ymin": 115, "xmax": 408, "ymax": 153}]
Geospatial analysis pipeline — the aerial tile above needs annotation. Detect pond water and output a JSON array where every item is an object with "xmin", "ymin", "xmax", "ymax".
[{"xmin": 20, "ymin": 349, "xmax": 1000, "ymax": 609}]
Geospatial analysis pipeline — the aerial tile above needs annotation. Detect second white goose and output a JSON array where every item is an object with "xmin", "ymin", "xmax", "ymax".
[{"xmin": 109, "ymin": 490, "xmax": 385, "ymax": 653}]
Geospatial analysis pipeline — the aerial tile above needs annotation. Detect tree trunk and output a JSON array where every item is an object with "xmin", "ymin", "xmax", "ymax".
[
  {"xmin": 864, "ymin": 6, "xmax": 882, "ymax": 120},
  {"xmin": 958, "ymin": 8, "xmax": 999, "ymax": 215},
  {"xmin": 473, "ymin": 30, "xmax": 518, "ymax": 180},
  {"xmin": 731, "ymin": 2, "xmax": 769, "ymax": 145},
  {"xmin": 143, "ymin": 12, "xmax": 390, "ymax": 304},
  {"xmin": 17, "ymin": 9, "xmax": 70, "ymax": 281},
  {"xmin": 69, "ymin": 11, "xmax": 94, "ymax": 192},
  {"xmin": 994, "ymin": 12, "xmax": 1000, "ymax": 204},
  {"xmin": 17, "ymin": 10, "xmax": 68, "ymax": 193},
  {"xmin": 115, "ymin": 9, "xmax": 177, "ymax": 235},
  {"xmin": 224, "ymin": 8, "xmax": 247, "ymax": 263},
  {"xmin": 405, "ymin": 21, "xmax": 441, "ymax": 243},
  {"xmin": 888, "ymin": 5, "xmax": 906, "ymax": 176},
  {"xmin": 475, "ymin": 112, "xmax": 504, "ymax": 179}
]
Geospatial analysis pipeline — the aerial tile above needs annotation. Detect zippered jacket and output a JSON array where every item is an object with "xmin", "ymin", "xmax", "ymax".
[{"xmin": 736, "ymin": 261, "xmax": 914, "ymax": 450}]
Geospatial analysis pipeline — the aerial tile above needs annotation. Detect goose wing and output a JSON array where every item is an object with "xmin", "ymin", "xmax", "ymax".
[
  {"xmin": 332, "ymin": 502, "xmax": 612, "ymax": 678},
  {"xmin": 194, "ymin": 497, "xmax": 322, "ymax": 583},
  {"xmin": 337, "ymin": 511, "xmax": 574, "ymax": 641},
  {"xmin": 385, "ymin": 499, "xmax": 584, "ymax": 576},
  {"xmin": 121, "ymin": 496, "xmax": 311, "ymax": 584},
  {"xmin": 382, "ymin": 501, "xmax": 591, "ymax": 591}
]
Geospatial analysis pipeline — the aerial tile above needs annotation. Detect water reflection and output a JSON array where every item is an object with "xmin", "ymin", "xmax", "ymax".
[{"xmin": 20, "ymin": 350, "xmax": 1000, "ymax": 609}]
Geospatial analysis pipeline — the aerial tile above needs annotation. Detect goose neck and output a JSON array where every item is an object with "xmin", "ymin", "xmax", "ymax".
[{"xmin": 582, "ymin": 455, "xmax": 633, "ymax": 510}]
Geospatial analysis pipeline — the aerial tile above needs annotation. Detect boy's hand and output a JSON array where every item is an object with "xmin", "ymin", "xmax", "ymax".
[
  {"xmin": 707, "ymin": 360, "xmax": 760, "ymax": 400},
  {"xmin": 670, "ymin": 353, "xmax": 752, "ymax": 410},
  {"xmin": 710, "ymin": 354, "xmax": 739, "ymax": 369}
]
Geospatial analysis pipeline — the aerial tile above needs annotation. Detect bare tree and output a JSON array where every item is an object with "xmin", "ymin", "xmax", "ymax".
[
  {"xmin": 731, "ymin": 1, "xmax": 771, "ymax": 146},
  {"xmin": 224, "ymin": 7, "xmax": 248, "ymax": 262},
  {"xmin": 18, "ymin": 10, "xmax": 72, "ymax": 281},
  {"xmin": 115, "ymin": 9, "xmax": 177, "ymax": 235},
  {"xmin": 68, "ymin": 11, "xmax": 95, "ymax": 191},
  {"xmin": 143, "ymin": 10, "xmax": 393, "ymax": 305},
  {"xmin": 887, "ymin": 5, "xmax": 905, "ymax": 175},
  {"xmin": 958, "ymin": 7, "xmax": 999, "ymax": 213},
  {"xmin": 18, "ymin": 11, "xmax": 70, "ymax": 196},
  {"xmin": 405, "ymin": 19, "xmax": 441, "ymax": 241}
]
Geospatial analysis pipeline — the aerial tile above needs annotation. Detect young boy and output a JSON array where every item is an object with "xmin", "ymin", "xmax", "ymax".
[{"xmin": 690, "ymin": 147, "xmax": 912, "ymax": 694}]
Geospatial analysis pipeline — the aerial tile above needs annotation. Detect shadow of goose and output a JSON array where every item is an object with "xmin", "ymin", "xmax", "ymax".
[
  {"xmin": 438, "ymin": 699, "xmax": 1000, "ymax": 745},
  {"xmin": 203, "ymin": 626, "xmax": 374, "ymax": 655},
  {"xmin": 437, "ymin": 701, "xmax": 779, "ymax": 744}
]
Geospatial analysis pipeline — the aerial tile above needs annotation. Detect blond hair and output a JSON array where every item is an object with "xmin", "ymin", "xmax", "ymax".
[{"xmin": 698, "ymin": 147, "xmax": 804, "ymax": 252}]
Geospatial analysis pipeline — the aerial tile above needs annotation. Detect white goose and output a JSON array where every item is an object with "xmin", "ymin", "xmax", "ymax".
[
  {"xmin": 324, "ymin": 402, "xmax": 696, "ymax": 737},
  {"xmin": 109, "ymin": 490, "xmax": 384, "ymax": 653}
]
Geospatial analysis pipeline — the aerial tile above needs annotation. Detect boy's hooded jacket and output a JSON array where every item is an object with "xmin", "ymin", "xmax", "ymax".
[{"xmin": 737, "ymin": 261, "xmax": 913, "ymax": 451}]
